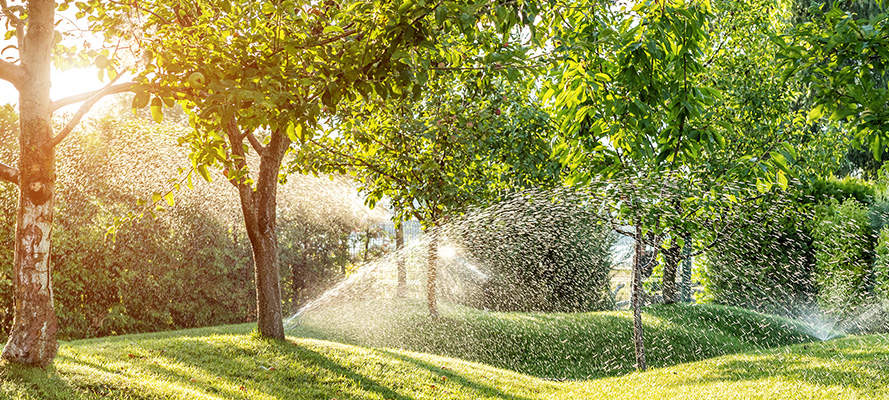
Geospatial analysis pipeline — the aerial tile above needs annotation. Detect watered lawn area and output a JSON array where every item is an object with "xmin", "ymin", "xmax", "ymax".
[
  {"xmin": 0, "ymin": 326, "xmax": 886, "ymax": 399},
  {"xmin": 568, "ymin": 334, "xmax": 889, "ymax": 399},
  {"xmin": 291, "ymin": 300, "xmax": 817, "ymax": 379}
]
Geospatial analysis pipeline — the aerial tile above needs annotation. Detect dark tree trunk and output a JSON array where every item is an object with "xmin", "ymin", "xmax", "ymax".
[
  {"xmin": 363, "ymin": 228, "xmax": 370, "ymax": 262},
  {"xmin": 2, "ymin": 0, "xmax": 59, "ymax": 368},
  {"xmin": 290, "ymin": 253, "xmax": 308, "ymax": 309},
  {"xmin": 225, "ymin": 120, "xmax": 291, "ymax": 340},
  {"xmin": 395, "ymin": 221, "xmax": 406, "ymax": 297},
  {"xmin": 680, "ymin": 234, "xmax": 693, "ymax": 302},
  {"xmin": 632, "ymin": 223, "xmax": 647, "ymax": 371},
  {"xmin": 662, "ymin": 241, "xmax": 681, "ymax": 304},
  {"xmin": 425, "ymin": 224, "xmax": 439, "ymax": 318}
]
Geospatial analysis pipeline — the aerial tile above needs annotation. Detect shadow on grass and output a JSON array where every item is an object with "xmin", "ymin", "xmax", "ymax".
[
  {"xmin": 670, "ymin": 335, "xmax": 889, "ymax": 392},
  {"xmin": 1, "ymin": 359, "xmax": 130, "ymax": 400},
  {"xmin": 376, "ymin": 349, "xmax": 543, "ymax": 400},
  {"xmin": 62, "ymin": 335, "xmax": 423, "ymax": 400}
]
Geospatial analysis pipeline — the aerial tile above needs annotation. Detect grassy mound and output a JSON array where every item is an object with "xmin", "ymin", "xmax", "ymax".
[
  {"xmin": 0, "ymin": 325, "xmax": 886, "ymax": 399},
  {"xmin": 291, "ymin": 300, "xmax": 818, "ymax": 379}
]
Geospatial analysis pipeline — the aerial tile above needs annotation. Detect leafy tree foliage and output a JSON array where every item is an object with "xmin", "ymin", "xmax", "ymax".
[
  {"xmin": 297, "ymin": 76, "xmax": 559, "ymax": 316},
  {"xmin": 777, "ymin": 1, "xmax": 889, "ymax": 162}
]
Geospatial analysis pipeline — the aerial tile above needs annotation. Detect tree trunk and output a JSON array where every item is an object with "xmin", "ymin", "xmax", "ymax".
[
  {"xmin": 226, "ymin": 120, "xmax": 290, "ymax": 340},
  {"xmin": 680, "ymin": 233, "xmax": 692, "ymax": 302},
  {"xmin": 290, "ymin": 253, "xmax": 307, "ymax": 310},
  {"xmin": 662, "ymin": 241, "xmax": 681, "ymax": 304},
  {"xmin": 395, "ymin": 221, "xmax": 406, "ymax": 297},
  {"xmin": 632, "ymin": 223, "xmax": 647, "ymax": 371},
  {"xmin": 425, "ymin": 224, "xmax": 439, "ymax": 318},
  {"xmin": 2, "ymin": 0, "xmax": 59, "ymax": 368},
  {"xmin": 363, "ymin": 228, "xmax": 371, "ymax": 262}
]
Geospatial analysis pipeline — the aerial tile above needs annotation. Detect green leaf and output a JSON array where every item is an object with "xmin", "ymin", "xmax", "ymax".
[
  {"xmin": 286, "ymin": 122, "xmax": 298, "ymax": 142},
  {"xmin": 776, "ymin": 170, "xmax": 788, "ymax": 190},
  {"xmin": 808, "ymin": 104, "xmax": 824, "ymax": 122},
  {"xmin": 323, "ymin": 25, "xmax": 345, "ymax": 34},
  {"xmin": 756, "ymin": 178, "xmax": 771, "ymax": 193},
  {"xmin": 132, "ymin": 91, "xmax": 150, "ymax": 109},
  {"xmin": 150, "ymin": 97, "xmax": 163, "ymax": 123},
  {"xmin": 197, "ymin": 165, "xmax": 211, "ymax": 182}
]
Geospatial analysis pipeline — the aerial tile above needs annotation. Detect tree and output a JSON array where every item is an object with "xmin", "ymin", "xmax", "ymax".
[
  {"xmin": 298, "ymin": 78, "xmax": 558, "ymax": 317},
  {"xmin": 129, "ymin": 0, "xmax": 539, "ymax": 332},
  {"xmin": 0, "ymin": 0, "xmax": 134, "ymax": 366},
  {"xmin": 544, "ymin": 0, "xmax": 719, "ymax": 371},
  {"xmin": 777, "ymin": 1, "xmax": 889, "ymax": 163}
]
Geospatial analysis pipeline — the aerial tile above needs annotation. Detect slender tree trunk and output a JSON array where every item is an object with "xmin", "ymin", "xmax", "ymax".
[
  {"xmin": 2, "ymin": 0, "xmax": 59, "ymax": 367},
  {"xmin": 662, "ymin": 241, "xmax": 681, "ymax": 304},
  {"xmin": 363, "ymin": 228, "xmax": 371, "ymax": 262},
  {"xmin": 680, "ymin": 233, "xmax": 692, "ymax": 302},
  {"xmin": 226, "ymin": 120, "xmax": 290, "ymax": 340},
  {"xmin": 425, "ymin": 224, "xmax": 439, "ymax": 318},
  {"xmin": 632, "ymin": 223, "xmax": 647, "ymax": 371},
  {"xmin": 395, "ymin": 221, "xmax": 406, "ymax": 297},
  {"xmin": 290, "ymin": 253, "xmax": 307, "ymax": 309}
]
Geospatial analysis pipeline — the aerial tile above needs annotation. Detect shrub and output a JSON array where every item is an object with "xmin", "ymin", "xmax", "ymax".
[
  {"xmin": 810, "ymin": 198, "xmax": 875, "ymax": 320},
  {"xmin": 704, "ymin": 202, "xmax": 818, "ymax": 316},
  {"xmin": 2, "ymin": 114, "xmax": 380, "ymax": 340},
  {"xmin": 454, "ymin": 191, "xmax": 615, "ymax": 312}
]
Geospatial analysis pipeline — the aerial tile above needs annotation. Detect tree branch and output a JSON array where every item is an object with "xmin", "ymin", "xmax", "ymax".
[
  {"xmin": 0, "ymin": 161, "xmax": 18, "ymax": 185},
  {"xmin": 50, "ymin": 81, "xmax": 134, "ymax": 112},
  {"xmin": 246, "ymin": 131, "xmax": 266, "ymax": 154},
  {"xmin": 0, "ymin": 59, "xmax": 24, "ymax": 87},
  {"xmin": 48, "ymin": 78, "xmax": 134, "ymax": 149}
]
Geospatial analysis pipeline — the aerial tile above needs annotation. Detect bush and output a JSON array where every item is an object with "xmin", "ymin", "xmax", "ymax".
[
  {"xmin": 803, "ymin": 177, "xmax": 875, "ymax": 206},
  {"xmin": 2, "ymin": 114, "xmax": 380, "ymax": 340},
  {"xmin": 453, "ymin": 191, "xmax": 615, "ymax": 312},
  {"xmin": 703, "ymin": 200, "xmax": 818, "ymax": 316},
  {"xmin": 876, "ymin": 227, "xmax": 889, "ymax": 299},
  {"xmin": 810, "ymin": 198, "xmax": 875, "ymax": 320}
]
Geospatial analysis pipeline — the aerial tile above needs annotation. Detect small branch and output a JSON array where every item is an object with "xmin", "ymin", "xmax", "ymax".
[
  {"xmin": 296, "ymin": 27, "xmax": 357, "ymax": 50},
  {"xmin": 0, "ymin": 161, "xmax": 18, "ymax": 185},
  {"xmin": 430, "ymin": 62, "xmax": 547, "ymax": 72},
  {"xmin": 0, "ymin": 59, "xmax": 24, "ymax": 87},
  {"xmin": 246, "ymin": 131, "xmax": 266, "ymax": 154},
  {"xmin": 49, "ymin": 78, "xmax": 134, "ymax": 149},
  {"xmin": 51, "ymin": 81, "xmax": 134, "ymax": 112}
]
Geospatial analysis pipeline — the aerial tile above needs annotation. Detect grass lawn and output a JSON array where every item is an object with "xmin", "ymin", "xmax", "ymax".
[
  {"xmin": 291, "ymin": 299, "xmax": 817, "ymax": 379},
  {"xmin": 1, "ymin": 302, "xmax": 885, "ymax": 399}
]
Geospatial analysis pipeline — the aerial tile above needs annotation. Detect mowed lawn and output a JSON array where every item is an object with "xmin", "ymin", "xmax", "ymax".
[{"xmin": 0, "ymin": 302, "xmax": 885, "ymax": 399}]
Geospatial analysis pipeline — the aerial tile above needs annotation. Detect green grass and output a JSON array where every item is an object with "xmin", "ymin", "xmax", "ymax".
[
  {"xmin": 2, "ymin": 302, "xmax": 885, "ymax": 399},
  {"xmin": 291, "ymin": 299, "xmax": 818, "ymax": 379}
]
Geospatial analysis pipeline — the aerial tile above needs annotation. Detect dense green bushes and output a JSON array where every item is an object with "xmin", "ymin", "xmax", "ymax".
[
  {"xmin": 704, "ymin": 177, "xmax": 888, "ymax": 328},
  {"xmin": 810, "ymin": 198, "xmax": 875, "ymax": 319},
  {"xmin": 702, "ymin": 200, "xmax": 818, "ymax": 315},
  {"xmin": 454, "ymin": 191, "xmax": 615, "ymax": 312},
  {"xmin": 1, "ymin": 115, "xmax": 379, "ymax": 340}
]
